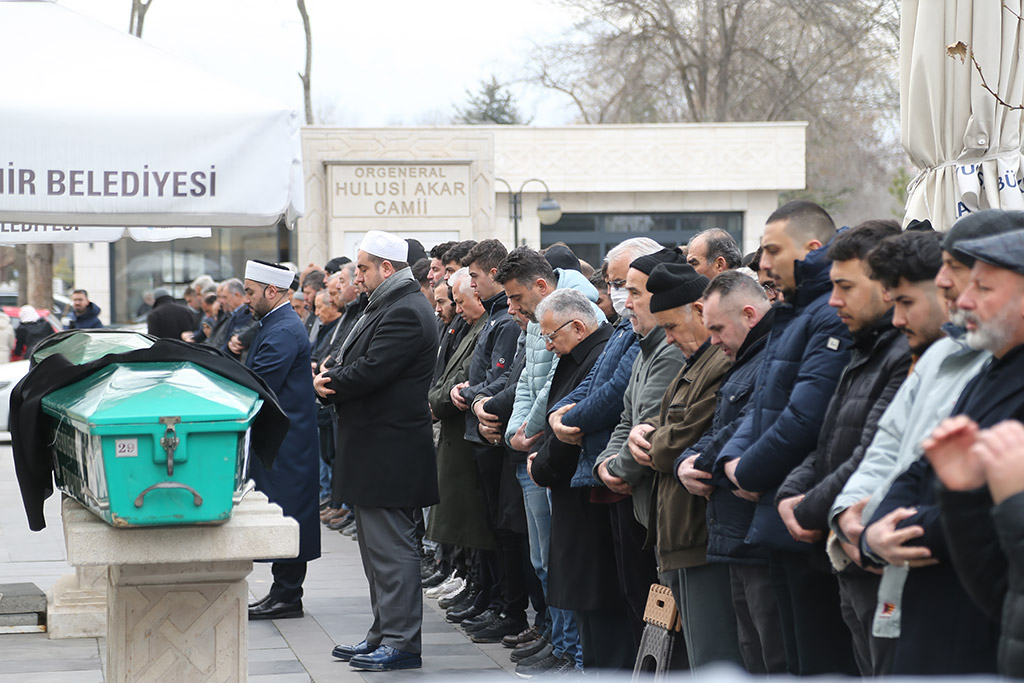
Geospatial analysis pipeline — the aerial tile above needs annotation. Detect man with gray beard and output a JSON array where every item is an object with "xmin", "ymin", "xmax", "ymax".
[{"xmin": 855, "ymin": 210, "xmax": 1024, "ymax": 674}]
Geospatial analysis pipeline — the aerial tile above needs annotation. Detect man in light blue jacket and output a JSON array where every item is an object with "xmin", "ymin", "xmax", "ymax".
[{"xmin": 494, "ymin": 246, "xmax": 603, "ymax": 674}]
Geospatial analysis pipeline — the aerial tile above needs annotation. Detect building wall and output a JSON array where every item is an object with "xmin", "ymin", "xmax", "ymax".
[
  {"xmin": 77, "ymin": 122, "xmax": 804, "ymax": 324},
  {"xmin": 299, "ymin": 123, "xmax": 806, "ymax": 260}
]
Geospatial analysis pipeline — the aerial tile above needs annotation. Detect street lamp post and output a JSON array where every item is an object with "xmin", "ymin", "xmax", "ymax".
[{"xmin": 494, "ymin": 177, "xmax": 563, "ymax": 247}]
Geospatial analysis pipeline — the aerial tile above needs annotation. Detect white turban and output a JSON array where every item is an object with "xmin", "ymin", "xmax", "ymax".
[
  {"xmin": 360, "ymin": 230, "xmax": 408, "ymax": 263},
  {"xmin": 244, "ymin": 260, "xmax": 294, "ymax": 288}
]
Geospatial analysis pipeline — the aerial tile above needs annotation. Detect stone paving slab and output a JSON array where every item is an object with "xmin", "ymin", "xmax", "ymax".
[{"xmin": 0, "ymin": 444, "xmax": 516, "ymax": 681}]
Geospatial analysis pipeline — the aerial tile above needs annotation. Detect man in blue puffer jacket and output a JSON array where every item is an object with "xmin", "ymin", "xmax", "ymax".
[
  {"xmin": 714, "ymin": 201, "xmax": 854, "ymax": 675},
  {"xmin": 676, "ymin": 270, "xmax": 779, "ymax": 674},
  {"xmin": 546, "ymin": 237, "xmax": 662, "ymax": 646}
]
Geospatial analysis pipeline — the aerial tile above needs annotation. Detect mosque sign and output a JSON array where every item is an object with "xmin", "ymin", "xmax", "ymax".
[{"xmin": 330, "ymin": 162, "xmax": 471, "ymax": 218}]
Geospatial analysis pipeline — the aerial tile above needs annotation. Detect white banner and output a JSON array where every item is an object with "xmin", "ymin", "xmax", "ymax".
[
  {"xmin": 0, "ymin": 225, "xmax": 211, "ymax": 244},
  {"xmin": 0, "ymin": 2, "xmax": 303, "ymax": 231}
]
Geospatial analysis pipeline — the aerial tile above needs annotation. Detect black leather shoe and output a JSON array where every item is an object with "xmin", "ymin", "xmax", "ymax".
[
  {"xmin": 421, "ymin": 569, "xmax": 447, "ymax": 589},
  {"xmin": 247, "ymin": 599, "xmax": 303, "ymax": 620},
  {"xmin": 502, "ymin": 624, "xmax": 542, "ymax": 648},
  {"xmin": 331, "ymin": 639, "xmax": 376, "ymax": 661},
  {"xmin": 446, "ymin": 599, "xmax": 485, "ymax": 623},
  {"xmin": 471, "ymin": 615, "xmax": 528, "ymax": 643},
  {"xmin": 348, "ymin": 644, "xmax": 422, "ymax": 671},
  {"xmin": 248, "ymin": 593, "xmax": 271, "ymax": 609},
  {"xmin": 510, "ymin": 636, "xmax": 550, "ymax": 663},
  {"xmin": 450, "ymin": 589, "xmax": 481, "ymax": 612},
  {"xmin": 462, "ymin": 609, "xmax": 500, "ymax": 633}
]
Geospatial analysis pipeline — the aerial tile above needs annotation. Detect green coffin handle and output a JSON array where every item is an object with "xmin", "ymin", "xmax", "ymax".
[{"xmin": 133, "ymin": 481, "xmax": 204, "ymax": 508}]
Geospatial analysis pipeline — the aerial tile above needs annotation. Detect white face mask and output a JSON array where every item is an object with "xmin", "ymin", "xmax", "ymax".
[{"xmin": 610, "ymin": 286, "xmax": 631, "ymax": 319}]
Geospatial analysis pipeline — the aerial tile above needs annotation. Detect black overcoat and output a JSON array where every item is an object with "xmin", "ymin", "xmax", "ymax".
[
  {"xmin": 532, "ymin": 324, "xmax": 619, "ymax": 612},
  {"xmin": 322, "ymin": 277, "xmax": 440, "ymax": 508}
]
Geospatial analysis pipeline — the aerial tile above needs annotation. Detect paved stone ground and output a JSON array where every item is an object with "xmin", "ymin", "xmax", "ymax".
[{"xmin": 0, "ymin": 440, "xmax": 516, "ymax": 681}]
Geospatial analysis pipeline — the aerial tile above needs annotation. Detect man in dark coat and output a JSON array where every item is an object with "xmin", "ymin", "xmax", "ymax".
[
  {"xmin": 455, "ymin": 239, "xmax": 532, "ymax": 644},
  {"xmin": 315, "ymin": 230, "xmax": 439, "ymax": 672},
  {"xmin": 146, "ymin": 288, "xmax": 199, "ymax": 340},
  {"xmin": 242, "ymin": 260, "xmax": 321, "ymax": 621},
  {"xmin": 714, "ymin": 200, "xmax": 855, "ymax": 675},
  {"xmin": 206, "ymin": 278, "xmax": 253, "ymax": 358},
  {"xmin": 65, "ymin": 289, "xmax": 103, "ymax": 329},
  {"xmin": 775, "ymin": 221, "xmax": 911, "ymax": 676},
  {"xmin": 529, "ymin": 288, "xmax": 615, "ymax": 673},
  {"xmin": 677, "ymin": 270, "xmax": 779, "ymax": 674},
  {"xmin": 898, "ymin": 218, "xmax": 1024, "ymax": 676}
]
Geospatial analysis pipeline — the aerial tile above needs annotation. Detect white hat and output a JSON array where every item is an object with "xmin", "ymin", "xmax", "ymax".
[
  {"xmin": 244, "ymin": 259, "xmax": 294, "ymax": 288},
  {"xmin": 360, "ymin": 230, "xmax": 408, "ymax": 263}
]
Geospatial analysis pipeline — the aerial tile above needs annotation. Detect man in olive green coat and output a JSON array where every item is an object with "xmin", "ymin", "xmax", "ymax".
[
  {"xmin": 427, "ymin": 269, "xmax": 495, "ymax": 552},
  {"xmin": 628, "ymin": 263, "xmax": 743, "ymax": 670}
]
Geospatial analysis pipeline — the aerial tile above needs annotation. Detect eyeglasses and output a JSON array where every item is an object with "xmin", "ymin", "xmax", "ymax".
[
  {"xmin": 541, "ymin": 319, "xmax": 577, "ymax": 344},
  {"xmin": 606, "ymin": 279, "xmax": 627, "ymax": 290},
  {"xmin": 761, "ymin": 281, "xmax": 777, "ymax": 293}
]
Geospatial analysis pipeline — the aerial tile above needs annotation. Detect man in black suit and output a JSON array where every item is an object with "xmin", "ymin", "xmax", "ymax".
[{"xmin": 315, "ymin": 230, "xmax": 439, "ymax": 672}]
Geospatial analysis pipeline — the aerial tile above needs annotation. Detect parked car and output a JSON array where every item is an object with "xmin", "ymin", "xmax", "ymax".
[{"xmin": 0, "ymin": 358, "xmax": 29, "ymax": 432}]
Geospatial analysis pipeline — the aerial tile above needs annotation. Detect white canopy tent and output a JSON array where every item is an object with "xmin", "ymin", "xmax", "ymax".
[
  {"xmin": 902, "ymin": 0, "xmax": 1024, "ymax": 231},
  {"xmin": 0, "ymin": 0, "xmax": 303, "ymax": 236}
]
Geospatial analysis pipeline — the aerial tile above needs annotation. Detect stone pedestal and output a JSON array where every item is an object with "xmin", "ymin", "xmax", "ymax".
[
  {"xmin": 60, "ymin": 492, "xmax": 298, "ymax": 682},
  {"xmin": 47, "ymin": 564, "xmax": 107, "ymax": 638}
]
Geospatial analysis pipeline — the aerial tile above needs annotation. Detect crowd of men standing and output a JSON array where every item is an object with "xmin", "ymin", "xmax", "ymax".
[{"xmin": 148, "ymin": 201, "xmax": 1024, "ymax": 677}]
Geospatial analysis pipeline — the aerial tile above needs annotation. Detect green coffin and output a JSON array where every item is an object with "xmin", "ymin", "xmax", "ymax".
[
  {"xmin": 32, "ymin": 330, "xmax": 155, "ymax": 365},
  {"xmin": 42, "ymin": 362, "xmax": 263, "ymax": 527}
]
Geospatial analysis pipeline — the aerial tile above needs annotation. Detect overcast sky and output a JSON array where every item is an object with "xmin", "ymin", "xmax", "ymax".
[{"xmin": 59, "ymin": 0, "xmax": 583, "ymax": 126}]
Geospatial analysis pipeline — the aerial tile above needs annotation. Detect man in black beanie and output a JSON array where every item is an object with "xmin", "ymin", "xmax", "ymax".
[{"xmin": 629, "ymin": 262, "xmax": 743, "ymax": 669}]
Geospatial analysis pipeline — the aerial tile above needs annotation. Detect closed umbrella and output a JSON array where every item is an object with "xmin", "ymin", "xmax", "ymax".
[{"xmin": 902, "ymin": 0, "xmax": 1024, "ymax": 231}]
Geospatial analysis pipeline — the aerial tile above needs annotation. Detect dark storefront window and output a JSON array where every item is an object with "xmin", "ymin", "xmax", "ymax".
[
  {"xmin": 542, "ymin": 212, "xmax": 744, "ymax": 268},
  {"xmin": 109, "ymin": 223, "xmax": 293, "ymax": 324}
]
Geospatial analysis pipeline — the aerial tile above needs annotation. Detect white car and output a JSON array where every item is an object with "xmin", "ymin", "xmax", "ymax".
[{"xmin": 0, "ymin": 359, "xmax": 30, "ymax": 434}]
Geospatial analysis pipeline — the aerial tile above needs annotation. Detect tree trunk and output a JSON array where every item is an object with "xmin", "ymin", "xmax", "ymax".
[
  {"xmin": 297, "ymin": 0, "xmax": 313, "ymax": 125},
  {"xmin": 26, "ymin": 244, "xmax": 53, "ymax": 311},
  {"xmin": 129, "ymin": 0, "xmax": 154, "ymax": 38},
  {"xmin": 15, "ymin": 245, "xmax": 27, "ymax": 306}
]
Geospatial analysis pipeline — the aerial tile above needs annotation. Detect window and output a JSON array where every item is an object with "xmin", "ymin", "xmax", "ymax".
[
  {"xmin": 109, "ymin": 223, "xmax": 294, "ymax": 324},
  {"xmin": 542, "ymin": 212, "xmax": 743, "ymax": 267}
]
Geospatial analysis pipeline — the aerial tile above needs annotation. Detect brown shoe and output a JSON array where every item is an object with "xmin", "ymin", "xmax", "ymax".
[
  {"xmin": 320, "ymin": 507, "xmax": 342, "ymax": 522},
  {"xmin": 322, "ymin": 508, "xmax": 350, "ymax": 525}
]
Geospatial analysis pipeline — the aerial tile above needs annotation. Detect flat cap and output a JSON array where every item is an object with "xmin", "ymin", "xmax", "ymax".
[
  {"xmin": 952, "ymin": 229, "xmax": 1024, "ymax": 276},
  {"xmin": 630, "ymin": 247, "xmax": 684, "ymax": 275},
  {"xmin": 647, "ymin": 263, "xmax": 710, "ymax": 313},
  {"xmin": 945, "ymin": 209, "xmax": 1024, "ymax": 266}
]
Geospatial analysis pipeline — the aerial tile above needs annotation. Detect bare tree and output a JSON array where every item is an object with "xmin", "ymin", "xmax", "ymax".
[
  {"xmin": 26, "ymin": 245, "xmax": 53, "ymax": 310},
  {"xmin": 14, "ymin": 246, "xmax": 27, "ymax": 306},
  {"xmin": 128, "ymin": 0, "xmax": 154, "ymax": 38},
  {"xmin": 531, "ymin": 0, "xmax": 902, "ymax": 221},
  {"xmin": 297, "ymin": 0, "xmax": 313, "ymax": 125}
]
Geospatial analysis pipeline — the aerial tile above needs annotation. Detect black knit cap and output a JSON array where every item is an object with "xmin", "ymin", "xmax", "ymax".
[
  {"xmin": 944, "ymin": 209, "xmax": 1024, "ymax": 266},
  {"xmin": 544, "ymin": 244, "xmax": 581, "ymax": 272},
  {"xmin": 324, "ymin": 256, "xmax": 351, "ymax": 274},
  {"xmin": 646, "ymin": 263, "xmax": 710, "ymax": 313},
  {"xmin": 630, "ymin": 247, "xmax": 684, "ymax": 275}
]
